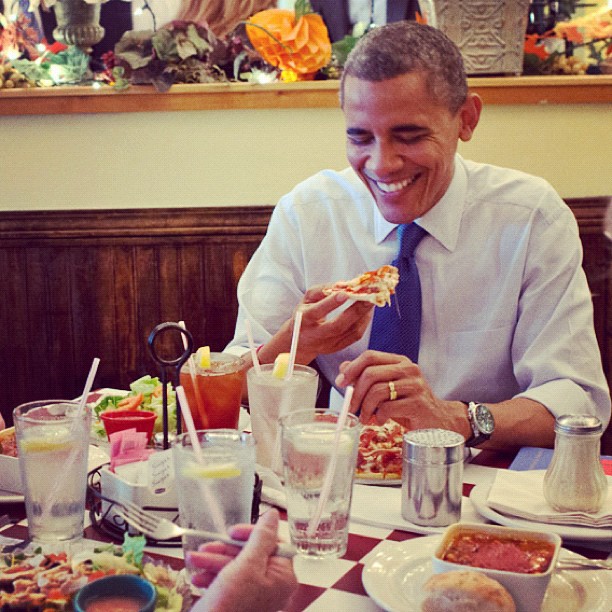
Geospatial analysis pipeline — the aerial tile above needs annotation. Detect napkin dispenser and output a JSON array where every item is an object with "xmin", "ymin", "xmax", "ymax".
[{"xmin": 100, "ymin": 461, "xmax": 178, "ymax": 529}]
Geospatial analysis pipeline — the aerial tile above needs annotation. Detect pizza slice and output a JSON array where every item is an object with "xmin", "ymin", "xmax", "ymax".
[
  {"xmin": 322, "ymin": 265, "xmax": 400, "ymax": 307},
  {"xmin": 356, "ymin": 419, "xmax": 406, "ymax": 481}
]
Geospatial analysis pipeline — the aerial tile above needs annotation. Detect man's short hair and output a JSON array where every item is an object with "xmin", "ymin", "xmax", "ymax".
[{"xmin": 340, "ymin": 21, "xmax": 468, "ymax": 114}]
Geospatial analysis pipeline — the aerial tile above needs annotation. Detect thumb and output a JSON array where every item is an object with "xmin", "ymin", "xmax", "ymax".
[{"xmin": 237, "ymin": 508, "xmax": 280, "ymax": 562}]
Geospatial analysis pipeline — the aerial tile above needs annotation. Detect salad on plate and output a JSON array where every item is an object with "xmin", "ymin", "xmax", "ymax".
[{"xmin": 90, "ymin": 376, "xmax": 177, "ymax": 444}]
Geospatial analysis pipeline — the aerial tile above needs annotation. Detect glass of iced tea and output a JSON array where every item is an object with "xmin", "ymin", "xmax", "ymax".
[{"xmin": 179, "ymin": 352, "xmax": 246, "ymax": 430}]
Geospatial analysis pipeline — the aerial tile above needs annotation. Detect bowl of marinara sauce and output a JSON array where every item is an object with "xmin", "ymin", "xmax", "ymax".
[
  {"xmin": 72, "ymin": 574, "xmax": 156, "ymax": 612},
  {"xmin": 432, "ymin": 523, "xmax": 561, "ymax": 611}
]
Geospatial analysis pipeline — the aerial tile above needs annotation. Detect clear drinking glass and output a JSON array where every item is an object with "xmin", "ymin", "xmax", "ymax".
[
  {"xmin": 247, "ymin": 363, "xmax": 318, "ymax": 473},
  {"xmin": 173, "ymin": 430, "xmax": 255, "ymax": 575},
  {"xmin": 281, "ymin": 408, "xmax": 360, "ymax": 558},
  {"xmin": 14, "ymin": 400, "xmax": 92, "ymax": 544}
]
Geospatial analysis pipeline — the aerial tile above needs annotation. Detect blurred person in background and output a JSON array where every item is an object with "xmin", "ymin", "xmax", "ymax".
[
  {"xmin": 310, "ymin": 0, "xmax": 420, "ymax": 41},
  {"xmin": 176, "ymin": 0, "xmax": 277, "ymax": 37}
]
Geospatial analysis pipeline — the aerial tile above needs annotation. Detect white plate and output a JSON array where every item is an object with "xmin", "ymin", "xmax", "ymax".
[
  {"xmin": 470, "ymin": 483, "xmax": 612, "ymax": 543},
  {"xmin": 0, "ymin": 445, "xmax": 109, "ymax": 504},
  {"xmin": 354, "ymin": 477, "xmax": 401, "ymax": 487},
  {"xmin": 362, "ymin": 535, "xmax": 612, "ymax": 612}
]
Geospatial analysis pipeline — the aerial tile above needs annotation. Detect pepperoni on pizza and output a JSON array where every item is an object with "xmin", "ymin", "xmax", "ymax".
[
  {"xmin": 356, "ymin": 419, "xmax": 406, "ymax": 481},
  {"xmin": 323, "ymin": 265, "xmax": 400, "ymax": 307}
]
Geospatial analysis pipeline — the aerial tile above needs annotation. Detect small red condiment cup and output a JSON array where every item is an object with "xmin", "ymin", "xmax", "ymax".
[
  {"xmin": 100, "ymin": 410, "xmax": 157, "ymax": 443},
  {"xmin": 432, "ymin": 522, "xmax": 561, "ymax": 611}
]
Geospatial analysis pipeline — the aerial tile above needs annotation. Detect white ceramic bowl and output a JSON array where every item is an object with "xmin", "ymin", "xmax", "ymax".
[{"xmin": 432, "ymin": 522, "xmax": 561, "ymax": 612}]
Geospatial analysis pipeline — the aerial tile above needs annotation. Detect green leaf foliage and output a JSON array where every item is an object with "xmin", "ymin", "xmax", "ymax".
[
  {"xmin": 295, "ymin": 0, "xmax": 314, "ymax": 20},
  {"xmin": 332, "ymin": 35, "xmax": 360, "ymax": 66}
]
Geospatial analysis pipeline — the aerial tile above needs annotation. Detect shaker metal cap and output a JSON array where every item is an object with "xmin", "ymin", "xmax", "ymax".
[
  {"xmin": 555, "ymin": 414, "xmax": 602, "ymax": 435},
  {"xmin": 402, "ymin": 428, "xmax": 465, "ymax": 464}
]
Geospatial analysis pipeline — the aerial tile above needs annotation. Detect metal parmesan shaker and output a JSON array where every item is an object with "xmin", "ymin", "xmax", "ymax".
[{"xmin": 402, "ymin": 429, "xmax": 464, "ymax": 527}]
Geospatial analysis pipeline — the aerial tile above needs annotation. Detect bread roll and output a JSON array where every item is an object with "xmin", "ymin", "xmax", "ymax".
[{"xmin": 421, "ymin": 571, "xmax": 516, "ymax": 612}]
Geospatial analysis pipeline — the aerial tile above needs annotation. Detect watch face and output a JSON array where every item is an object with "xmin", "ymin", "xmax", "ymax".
[{"xmin": 476, "ymin": 404, "xmax": 495, "ymax": 434}]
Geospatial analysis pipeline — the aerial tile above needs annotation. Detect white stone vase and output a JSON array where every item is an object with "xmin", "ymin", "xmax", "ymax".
[{"xmin": 433, "ymin": 0, "xmax": 530, "ymax": 75}]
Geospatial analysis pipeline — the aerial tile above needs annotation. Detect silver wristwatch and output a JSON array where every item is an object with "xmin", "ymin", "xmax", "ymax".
[{"xmin": 465, "ymin": 402, "xmax": 495, "ymax": 447}]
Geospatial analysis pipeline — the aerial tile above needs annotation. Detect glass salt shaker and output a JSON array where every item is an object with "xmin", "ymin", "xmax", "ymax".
[{"xmin": 543, "ymin": 415, "xmax": 608, "ymax": 513}]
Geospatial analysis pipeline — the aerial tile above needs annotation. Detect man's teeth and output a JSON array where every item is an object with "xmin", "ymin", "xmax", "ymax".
[{"xmin": 375, "ymin": 176, "xmax": 415, "ymax": 193}]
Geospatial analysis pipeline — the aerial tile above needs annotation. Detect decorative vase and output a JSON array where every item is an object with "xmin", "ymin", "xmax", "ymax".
[
  {"xmin": 52, "ymin": 0, "xmax": 105, "ymax": 53},
  {"xmin": 433, "ymin": 0, "xmax": 530, "ymax": 75}
]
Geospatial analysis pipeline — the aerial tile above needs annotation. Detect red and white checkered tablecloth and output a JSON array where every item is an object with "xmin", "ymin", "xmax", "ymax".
[
  {"xmin": 143, "ymin": 450, "xmax": 612, "ymax": 611},
  {"xmin": 2, "ymin": 450, "xmax": 610, "ymax": 611}
]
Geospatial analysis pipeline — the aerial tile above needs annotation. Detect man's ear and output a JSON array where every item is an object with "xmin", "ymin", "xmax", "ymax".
[{"xmin": 458, "ymin": 93, "xmax": 482, "ymax": 142}]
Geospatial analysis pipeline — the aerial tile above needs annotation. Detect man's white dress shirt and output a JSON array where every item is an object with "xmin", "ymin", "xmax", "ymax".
[{"xmin": 226, "ymin": 155, "xmax": 611, "ymax": 426}]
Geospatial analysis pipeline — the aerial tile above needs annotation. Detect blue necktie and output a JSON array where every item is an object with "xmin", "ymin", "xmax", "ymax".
[{"xmin": 369, "ymin": 223, "xmax": 428, "ymax": 361}]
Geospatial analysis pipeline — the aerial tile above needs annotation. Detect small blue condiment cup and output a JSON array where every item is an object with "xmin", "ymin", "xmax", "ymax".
[{"xmin": 73, "ymin": 574, "xmax": 156, "ymax": 612}]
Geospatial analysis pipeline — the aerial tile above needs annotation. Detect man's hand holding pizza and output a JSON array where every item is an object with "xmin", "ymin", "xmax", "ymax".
[
  {"xmin": 256, "ymin": 287, "xmax": 375, "ymax": 368},
  {"xmin": 256, "ymin": 265, "xmax": 398, "ymax": 367}
]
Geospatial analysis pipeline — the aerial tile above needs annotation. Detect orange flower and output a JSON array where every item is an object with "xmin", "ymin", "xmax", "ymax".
[{"xmin": 246, "ymin": 8, "xmax": 332, "ymax": 79}]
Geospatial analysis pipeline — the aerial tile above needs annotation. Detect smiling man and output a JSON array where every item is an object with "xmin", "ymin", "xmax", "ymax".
[{"xmin": 226, "ymin": 21, "xmax": 610, "ymax": 450}]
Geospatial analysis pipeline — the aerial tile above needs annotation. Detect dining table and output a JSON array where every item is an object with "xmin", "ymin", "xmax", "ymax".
[{"xmin": 1, "ymin": 444, "xmax": 611, "ymax": 612}]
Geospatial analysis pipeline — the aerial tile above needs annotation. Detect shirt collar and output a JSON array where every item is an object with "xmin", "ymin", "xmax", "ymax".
[
  {"xmin": 419, "ymin": 155, "xmax": 467, "ymax": 252},
  {"xmin": 372, "ymin": 155, "xmax": 468, "ymax": 250}
]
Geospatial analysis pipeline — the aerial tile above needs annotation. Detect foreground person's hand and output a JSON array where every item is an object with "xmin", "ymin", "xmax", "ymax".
[
  {"xmin": 188, "ymin": 509, "xmax": 298, "ymax": 612},
  {"xmin": 336, "ymin": 350, "xmax": 466, "ymax": 432}
]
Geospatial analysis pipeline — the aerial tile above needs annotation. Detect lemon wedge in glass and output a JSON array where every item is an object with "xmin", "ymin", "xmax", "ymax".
[
  {"xmin": 196, "ymin": 346, "xmax": 211, "ymax": 368},
  {"xmin": 182, "ymin": 462, "xmax": 242, "ymax": 479},
  {"xmin": 20, "ymin": 437, "xmax": 72, "ymax": 453},
  {"xmin": 272, "ymin": 353, "xmax": 290, "ymax": 379}
]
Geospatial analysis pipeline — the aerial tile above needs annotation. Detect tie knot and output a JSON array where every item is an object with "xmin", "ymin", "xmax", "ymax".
[{"xmin": 398, "ymin": 223, "xmax": 427, "ymax": 259}]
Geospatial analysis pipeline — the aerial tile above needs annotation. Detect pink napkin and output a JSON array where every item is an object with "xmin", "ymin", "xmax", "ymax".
[{"xmin": 109, "ymin": 428, "xmax": 154, "ymax": 472}]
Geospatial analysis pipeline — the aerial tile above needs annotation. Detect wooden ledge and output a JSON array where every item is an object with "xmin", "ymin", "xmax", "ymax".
[{"xmin": 1, "ymin": 75, "xmax": 610, "ymax": 115}]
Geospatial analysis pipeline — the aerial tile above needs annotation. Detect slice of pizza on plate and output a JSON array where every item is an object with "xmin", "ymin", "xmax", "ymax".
[
  {"xmin": 356, "ymin": 419, "xmax": 407, "ymax": 482},
  {"xmin": 323, "ymin": 265, "xmax": 399, "ymax": 307}
]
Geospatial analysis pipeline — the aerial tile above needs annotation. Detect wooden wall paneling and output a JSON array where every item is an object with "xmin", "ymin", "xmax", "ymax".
[
  {"xmin": 179, "ymin": 241, "xmax": 208, "ymax": 354},
  {"xmin": 112, "ymin": 246, "xmax": 141, "ymax": 389},
  {"xmin": 569, "ymin": 197, "xmax": 611, "ymax": 386},
  {"xmin": 0, "ymin": 248, "xmax": 30, "ymax": 418},
  {"xmin": 0, "ymin": 203, "xmax": 609, "ymax": 436}
]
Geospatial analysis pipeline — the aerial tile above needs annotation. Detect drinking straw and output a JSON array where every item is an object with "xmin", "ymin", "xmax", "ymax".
[
  {"xmin": 306, "ymin": 385, "xmax": 354, "ymax": 537},
  {"xmin": 178, "ymin": 320, "xmax": 209, "ymax": 429},
  {"xmin": 40, "ymin": 357, "xmax": 100, "ymax": 521},
  {"xmin": 244, "ymin": 318, "xmax": 262, "ymax": 375},
  {"xmin": 176, "ymin": 385, "xmax": 226, "ymax": 533},
  {"xmin": 75, "ymin": 357, "xmax": 100, "ymax": 420},
  {"xmin": 284, "ymin": 309, "xmax": 303, "ymax": 381}
]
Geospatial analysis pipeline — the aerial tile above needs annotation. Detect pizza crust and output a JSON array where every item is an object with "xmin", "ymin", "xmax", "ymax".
[{"xmin": 323, "ymin": 265, "xmax": 400, "ymax": 307}]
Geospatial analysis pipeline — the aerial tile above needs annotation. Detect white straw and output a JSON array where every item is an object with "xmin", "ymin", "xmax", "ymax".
[
  {"xmin": 75, "ymin": 357, "xmax": 100, "ymax": 421},
  {"xmin": 41, "ymin": 357, "xmax": 100, "ymax": 522},
  {"xmin": 176, "ymin": 386, "xmax": 204, "ymax": 464},
  {"xmin": 244, "ymin": 319, "xmax": 262, "ymax": 375},
  {"xmin": 306, "ymin": 386, "xmax": 354, "ymax": 537},
  {"xmin": 176, "ymin": 385, "xmax": 226, "ymax": 533},
  {"xmin": 284, "ymin": 309, "xmax": 303, "ymax": 381},
  {"xmin": 178, "ymin": 320, "xmax": 208, "ymax": 428}
]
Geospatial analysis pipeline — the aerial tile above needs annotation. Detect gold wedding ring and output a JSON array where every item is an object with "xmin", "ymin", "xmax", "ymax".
[{"xmin": 388, "ymin": 381, "xmax": 398, "ymax": 401}]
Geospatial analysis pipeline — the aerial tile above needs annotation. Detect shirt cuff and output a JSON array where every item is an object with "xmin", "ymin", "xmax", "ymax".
[{"xmin": 516, "ymin": 379, "xmax": 609, "ymax": 427}]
